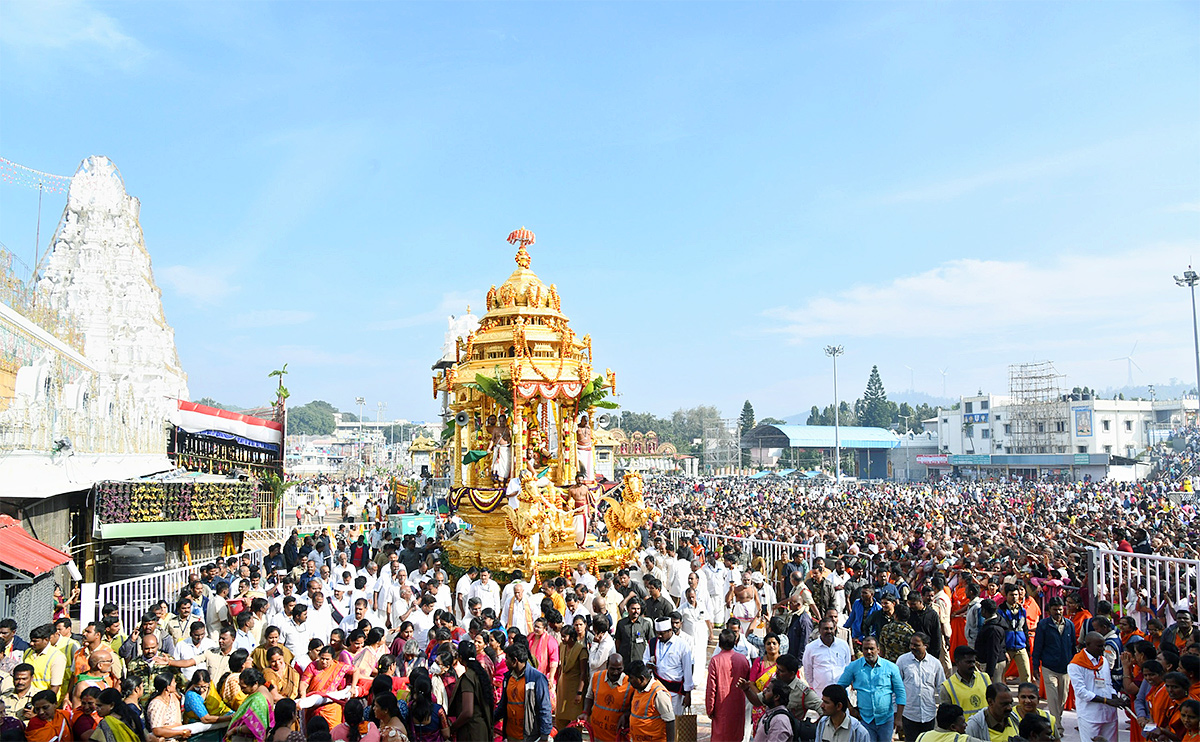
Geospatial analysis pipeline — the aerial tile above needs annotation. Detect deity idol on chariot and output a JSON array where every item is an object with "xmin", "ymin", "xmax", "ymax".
[{"xmin": 434, "ymin": 228, "xmax": 656, "ymax": 576}]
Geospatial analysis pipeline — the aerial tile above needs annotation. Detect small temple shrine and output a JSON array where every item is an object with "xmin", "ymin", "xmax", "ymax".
[{"xmin": 435, "ymin": 229, "xmax": 654, "ymax": 574}]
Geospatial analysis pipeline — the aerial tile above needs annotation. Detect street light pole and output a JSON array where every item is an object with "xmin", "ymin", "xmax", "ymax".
[
  {"xmin": 1174, "ymin": 268, "xmax": 1200, "ymax": 406},
  {"xmin": 356, "ymin": 396, "xmax": 366, "ymax": 473},
  {"xmin": 899, "ymin": 413, "xmax": 912, "ymax": 482},
  {"xmin": 825, "ymin": 345, "xmax": 844, "ymax": 487}
]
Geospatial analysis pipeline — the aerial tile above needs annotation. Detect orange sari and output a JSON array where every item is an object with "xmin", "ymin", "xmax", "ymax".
[
  {"xmin": 27, "ymin": 710, "xmax": 73, "ymax": 742},
  {"xmin": 949, "ymin": 584, "xmax": 969, "ymax": 655},
  {"xmin": 301, "ymin": 661, "xmax": 352, "ymax": 726}
]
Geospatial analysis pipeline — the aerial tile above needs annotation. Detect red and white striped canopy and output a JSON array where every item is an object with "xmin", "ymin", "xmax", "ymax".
[{"xmin": 506, "ymin": 227, "xmax": 535, "ymax": 248}]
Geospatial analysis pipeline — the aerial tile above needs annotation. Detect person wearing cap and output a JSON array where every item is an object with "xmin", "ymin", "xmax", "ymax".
[
  {"xmin": 752, "ymin": 572, "xmax": 776, "ymax": 623},
  {"xmin": 642, "ymin": 616, "xmax": 693, "ymax": 715}
]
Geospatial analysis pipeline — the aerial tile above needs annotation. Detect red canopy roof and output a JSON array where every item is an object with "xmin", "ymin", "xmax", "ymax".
[{"xmin": 0, "ymin": 515, "xmax": 71, "ymax": 577}]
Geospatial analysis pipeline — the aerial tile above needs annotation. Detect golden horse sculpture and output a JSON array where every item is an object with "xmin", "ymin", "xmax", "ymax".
[
  {"xmin": 501, "ymin": 470, "xmax": 574, "ymax": 570},
  {"xmin": 600, "ymin": 471, "xmax": 659, "ymax": 552}
]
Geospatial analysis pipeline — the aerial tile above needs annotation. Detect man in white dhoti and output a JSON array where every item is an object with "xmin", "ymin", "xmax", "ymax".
[
  {"xmin": 577, "ymin": 414, "xmax": 595, "ymax": 482},
  {"xmin": 1067, "ymin": 632, "xmax": 1123, "ymax": 742},
  {"xmin": 643, "ymin": 616, "xmax": 694, "ymax": 715},
  {"xmin": 489, "ymin": 413, "xmax": 512, "ymax": 482}
]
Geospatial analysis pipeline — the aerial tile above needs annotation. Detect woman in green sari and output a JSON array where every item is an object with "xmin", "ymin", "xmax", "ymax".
[
  {"xmin": 90, "ymin": 688, "xmax": 143, "ymax": 742},
  {"xmin": 226, "ymin": 669, "xmax": 274, "ymax": 742}
]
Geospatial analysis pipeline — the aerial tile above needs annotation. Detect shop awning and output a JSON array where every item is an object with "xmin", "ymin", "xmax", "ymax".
[
  {"xmin": 170, "ymin": 400, "xmax": 283, "ymax": 445},
  {"xmin": 0, "ymin": 516, "xmax": 71, "ymax": 579}
]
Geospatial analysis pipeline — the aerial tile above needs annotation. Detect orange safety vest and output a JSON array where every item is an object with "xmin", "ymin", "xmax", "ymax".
[
  {"xmin": 589, "ymin": 669, "xmax": 632, "ymax": 742},
  {"xmin": 630, "ymin": 679, "xmax": 668, "ymax": 741},
  {"xmin": 505, "ymin": 673, "xmax": 527, "ymax": 742}
]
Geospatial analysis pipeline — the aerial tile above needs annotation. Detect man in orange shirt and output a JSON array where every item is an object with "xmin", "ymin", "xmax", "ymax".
[
  {"xmin": 498, "ymin": 642, "xmax": 553, "ymax": 742},
  {"xmin": 627, "ymin": 660, "xmax": 675, "ymax": 742},
  {"xmin": 584, "ymin": 654, "xmax": 632, "ymax": 742}
]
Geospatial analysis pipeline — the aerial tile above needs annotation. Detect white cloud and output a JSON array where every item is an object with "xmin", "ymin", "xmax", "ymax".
[
  {"xmin": 0, "ymin": 0, "xmax": 149, "ymax": 71},
  {"xmin": 1166, "ymin": 200, "xmax": 1200, "ymax": 213},
  {"xmin": 159, "ymin": 265, "xmax": 238, "ymax": 306},
  {"xmin": 372, "ymin": 291, "xmax": 482, "ymax": 331},
  {"xmin": 766, "ymin": 244, "xmax": 1191, "ymax": 343},
  {"xmin": 232, "ymin": 309, "xmax": 316, "ymax": 329}
]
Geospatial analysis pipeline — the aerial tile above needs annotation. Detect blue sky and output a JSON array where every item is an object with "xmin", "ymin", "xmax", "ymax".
[{"xmin": 2, "ymin": 1, "xmax": 1198, "ymax": 423}]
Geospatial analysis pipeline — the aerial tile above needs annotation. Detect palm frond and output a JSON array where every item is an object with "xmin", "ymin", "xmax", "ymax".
[{"xmin": 467, "ymin": 373, "xmax": 513, "ymax": 410}]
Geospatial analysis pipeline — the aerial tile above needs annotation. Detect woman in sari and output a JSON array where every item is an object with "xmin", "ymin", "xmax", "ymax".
[
  {"xmin": 251, "ymin": 628, "xmax": 294, "ymax": 673},
  {"xmin": 299, "ymin": 646, "xmax": 356, "ymax": 727},
  {"xmin": 332, "ymin": 630, "xmax": 357, "ymax": 667},
  {"xmin": 221, "ymin": 651, "xmax": 252, "ymax": 711},
  {"xmin": 225, "ymin": 669, "xmax": 273, "ymax": 742},
  {"xmin": 448, "ymin": 640, "xmax": 493, "ymax": 742},
  {"xmin": 352, "ymin": 629, "xmax": 388, "ymax": 694},
  {"xmin": 182, "ymin": 671, "xmax": 232, "ymax": 725},
  {"xmin": 554, "ymin": 625, "xmax": 587, "ymax": 732},
  {"xmin": 373, "ymin": 656, "xmax": 406, "ymax": 697},
  {"xmin": 528, "ymin": 618, "xmax": 559, "ymax": 705},
  {"xmin": 263, "ymin": 647, "xmax": 301, "ymax": 703},
  {"xmin": 145, "ymin": 674, "xmax": 191, "ymax": 741},
  {"xmin": 88, "ymin": 689, "xmax": 142, "ymax": 742},
  {"xmin": 118, "ymin": 680, "xmax": 146, "ymax": 741},
  {"xmin": 27, "ymin": 690, "xmax": 73, "ymax": 742},
  {"xmin": 748, "ymin": 634, "xmax": 782, "ymax": 728}
]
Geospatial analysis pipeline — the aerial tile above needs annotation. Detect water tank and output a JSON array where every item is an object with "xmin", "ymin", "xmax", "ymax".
[{"xmin": 109, "ymin": 542, "xmax": 167, "ymax": 581}]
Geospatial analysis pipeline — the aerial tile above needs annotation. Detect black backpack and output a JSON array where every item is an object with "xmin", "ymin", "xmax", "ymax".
[{"xmin": 762, "ymin": 707, "xmax": 815, "ymax": 742}]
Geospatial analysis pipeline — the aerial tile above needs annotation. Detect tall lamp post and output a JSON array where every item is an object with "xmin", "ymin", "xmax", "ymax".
[
  {"xmin": 825, "ymin": 345, "xmax": 844, "ymax": 487},
  {"xmin": 1175, "ymin": 269, "xmax": 1200, "ymax": 409},
  {"xmin": 356, "ymin": 396, "xmax": 366, "ymax": 474},
  {"xmin": 899, "ymin": 413, "xmax": 912, "ymax": 482}
]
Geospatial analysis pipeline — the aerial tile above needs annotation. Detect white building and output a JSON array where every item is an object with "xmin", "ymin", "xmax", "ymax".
[{"xmin": 924, "ymin": 393, "xmax": 1196, "ymax": 480}]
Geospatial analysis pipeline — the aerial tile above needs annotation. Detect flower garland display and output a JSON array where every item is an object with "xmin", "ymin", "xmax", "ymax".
[{"xmin": 95, "ymin": 481, "xmax": 257, "ymax": 524}]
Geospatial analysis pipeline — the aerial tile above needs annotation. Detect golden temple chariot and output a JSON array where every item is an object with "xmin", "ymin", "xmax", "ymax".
[{"xmin": 435, "ymin": 228, "xmax": 656, "ymax": 575}]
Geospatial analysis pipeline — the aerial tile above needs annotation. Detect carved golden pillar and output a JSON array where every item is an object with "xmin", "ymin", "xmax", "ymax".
[
  {"xmin": 453, "ymin": 418, "xmax": 463, "ymax": 488},
  {"xmin": 512, "ymin": 406, "xmax": 524, "ymax": 480}
]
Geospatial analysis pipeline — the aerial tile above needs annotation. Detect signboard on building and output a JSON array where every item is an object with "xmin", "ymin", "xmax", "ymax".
[
  {"xmin": 1074, "ymin": 408, "xmax": 1093, "ymax": 436},
  {"xmin": 1074, "ymin": 453, "xmax": 1090, "ymax": 465},
  {"xmin": 916, "ymin": 454, "xmax": 949, "ymax": 465},
  {"xmin": 964, "ymin": 413, "xmax": 989, "ymax": 424},
  {"xmin": 950, "ymin": 454, "xmax": 990, "ymax": 465}
]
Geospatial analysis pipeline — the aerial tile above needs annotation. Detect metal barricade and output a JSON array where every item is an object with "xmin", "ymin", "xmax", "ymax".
[
  {"xmin": 665, "ymin": 527, "xmax": 812, "ymax": 596},
  {"xmin": 1090, "ymin": 547, "xmax": 1200, "ymax": 616},
  {"xmin": 98, "ymin": 549, "xmax": 262, "ymax": 634}
]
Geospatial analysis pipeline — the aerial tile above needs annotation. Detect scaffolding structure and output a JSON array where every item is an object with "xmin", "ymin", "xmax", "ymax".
[
  {"xmin": 701, "ymin": 417, "xmax": 740, "ymax": 474},
  {"xmin": 1007, "ymin": 361, "xmax": 1068, "ymax": 454}
]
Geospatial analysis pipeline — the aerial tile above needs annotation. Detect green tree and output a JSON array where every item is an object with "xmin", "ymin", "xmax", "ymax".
[
  {"xmin": 286, "ymin": 400, "xmax": 343, "ymax": 436},
  {"xmin": 759, "ymin": 417, "xmax": 787, "ymax": 426},
  {"xmin": 195, "ymin": 396, "xmax": 240, "ymax": 411},
  {"xmin": 860, "ymin": 365, "xmax": 892, "ymax": 428},
  {"xmin": 739, "ymin": 401, "xmax": 756, "ymax": 434}
]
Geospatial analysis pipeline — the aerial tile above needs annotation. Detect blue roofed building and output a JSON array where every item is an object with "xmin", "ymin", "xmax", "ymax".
[{"xmin": 740, "ymin": 423, "xmax": 899, "ymax": 480}]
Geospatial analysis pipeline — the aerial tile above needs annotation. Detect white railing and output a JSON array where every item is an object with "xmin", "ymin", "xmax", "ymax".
[
  {"xmin": 98, "ymin": 549, "xmax": 262, "ymax": 633},
  {"xmin": 1091, "ymin": 547, "xmax": 1200, "ymax": 618},
  {"xmin": 666, "ymin": 528, "xmax": 813, "ymax": 592}
]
